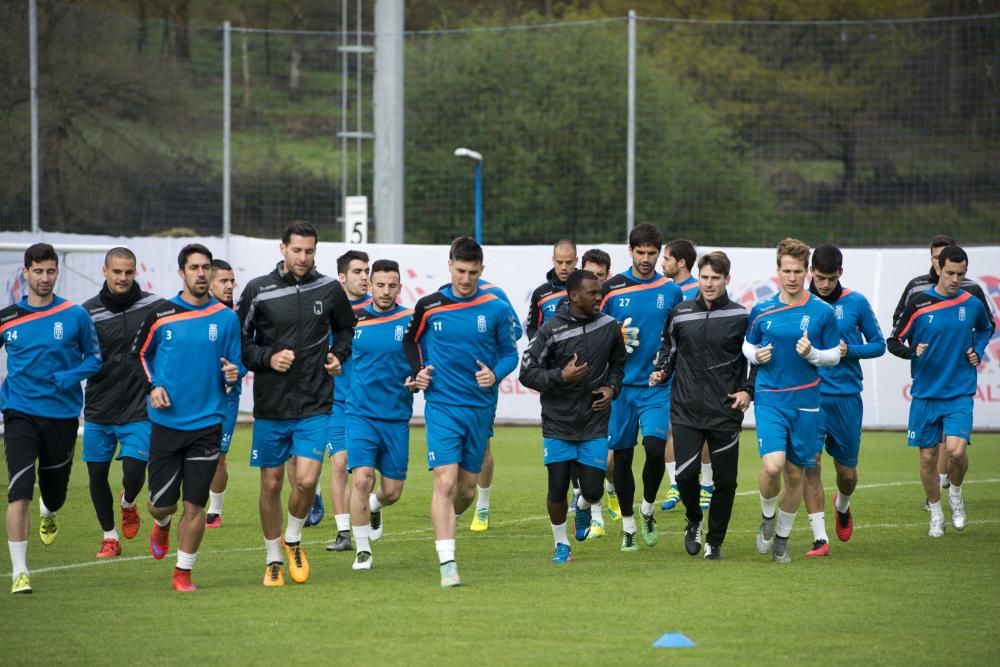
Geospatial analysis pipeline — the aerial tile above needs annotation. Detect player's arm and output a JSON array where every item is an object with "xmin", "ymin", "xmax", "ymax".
[
  {"xmin": 887, "ymin": 297, "xmax": 918, "ymax": 360},
  {"xmin": 402, "ymin": 299, "xmax": 428, "ymax": 377},
  {"xmin": 221, "ymin": 312, "xmax": 245, "ymax": 387},
  {"xmin": 964, "ymin": 283, "xmax": 996, "ymax": 337},
  {"xmin": 236, "ymin": 283, "xmax": 279, "ymax": 372},
  {"xmin": 129, "ymin": 309, "xmax": 161, "ymax": 392},
  {"xmin": 971, "ymin": 301, "xmax": 992, "ymax": 363},
  {"xmin": 491, "ymin": 308, "xmax": 519, "ymax": 381},
  {"xmin": 606, "ymin": 324, "xmax": 626, "ymax": 397},
  {"xmin": 742, "ymin": 306, "xmax": 768, "ymax": 365},
  {"xmin": 328, "ymin": 283, "xmax": 357, "ymax": 362},
  {"xmin": 518, "ymin": 328, "xmax": 563, "ymax": 392},
  {"xmin": 847, "ymin": 298, "xmax": 887, "ymax": 359},
  {"xmin": 802, "ymin": 310, "xmax": 841, "ymax": 367},
  {"xmin": 53, "ymin": 311, "xmax": 103, "ymax": 390},
  {"xmin": 890, "ymin": 280, "xmax": 915, "ymax": 329},
  {"xmin": 651, "ymin": 308, "xmax": 679, "ymax": 384},
  {"xmin": 525, "ymin": 290, "xmax": 541, "ymax": 341}
]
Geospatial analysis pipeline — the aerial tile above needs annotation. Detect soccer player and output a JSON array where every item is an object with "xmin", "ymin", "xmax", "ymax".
[
  {"xmin": 238, "ymin": 221, "xmax": 356, "ymax": 586},
  {"xmin": 888, "ymin": 245, "xmax": 991, "ymax": 538},
  {"xmin": 650, "ymin": 251, "xmax": 754, "ymax": 560},
  {"xmin": 403, "ymin": 237, "xmax": 518, "ymax": 587},
  {"xmin": 525, "ymin": 239, "xmax": 577, "ymax": 340},
  {"xmin": 601, "ymin": 223, "xmax": 683, "ymax": 552},
  {"xmin": 581, "ymin": 249, "xmax": 611, "ymax": 285},
  {"xmin": 520, "ymin": 269, "xmax": 625, "ymax": 563},
  {"xmin": 801, "ymin": 245, "xmax": 885, "ymax": 556},
  {"xmin": 743, "ymin": 238, "xmax": 840, "ymax": 563},
  {"xmin": 82, "ymin": 247, "xmax": 164, "ymax": 558},
  {"xmin": 346, "ymin": 260, "xmax": 413, "ymax": 570},
  {"xmin": 2, "ymin": 243, "xmax": 102, "ymax": 594},
  {"xmin": 133, "ymin": 244, "xmax": 242, "ymax": 592},
  {"xmin": 206, "ymin": 259, "xmax": 238, "ymax": 529}
]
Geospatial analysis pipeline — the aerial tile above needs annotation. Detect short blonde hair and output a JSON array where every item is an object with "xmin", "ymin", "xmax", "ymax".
[{"xmin": 776, "ymin": 237, "xmax": 810, "ymax": 269}]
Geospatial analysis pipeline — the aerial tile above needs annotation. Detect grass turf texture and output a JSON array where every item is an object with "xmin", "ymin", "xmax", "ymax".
[{"xmin": 3, "ymin": 426, "xmax": 999, "ymax": 665}]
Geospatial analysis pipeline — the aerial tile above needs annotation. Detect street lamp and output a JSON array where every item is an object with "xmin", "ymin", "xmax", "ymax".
[{"xmin": 454, "ymin": 148, "xmax": 483, "ymax": 244}]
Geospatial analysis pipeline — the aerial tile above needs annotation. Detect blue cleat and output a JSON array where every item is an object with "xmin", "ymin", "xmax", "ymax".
[
  {"xmin": 551, "ymin": 543, "xmax": 572, "ymax": 563},
  {"xmin": 304, "ymin": 494, "xmax": 325, "ymax": 528},
  {"xmin": 661, "ymin": 484, "xmax": 680, "ymax": 511},
  {"xmin": 574, "ymin": 504, "xmax": 591, "ymax": 541},
  {"xmin": 699, "ymin": 484, "xmax": 714, "ymax": 511}
]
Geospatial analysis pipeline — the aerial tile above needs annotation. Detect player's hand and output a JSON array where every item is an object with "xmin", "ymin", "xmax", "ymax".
[
  {"xmin": 150, "ymin": 386, "xmax": 171, "ymax": 409},
  {"xmin": 755, "ymin": 343, "xmax": 773, "ymax": 365},
  {"xmin": 325, "ymin": 352, "xmax": 342, "ymax": 376},
  {"xmin": 796, "ymin": 332, "xmax": 812, "ymax": 358},
  {"xmin": 561, "ymin": 353, "xmax": 589, "ymax": 383},
  {"xmin": 839, "ymin": 340, "xmax": 848, "ymax": 358},
  {"xmin": 221, "ymin": 357, "xmax": 238, "ymax": 384},
  {"xmin": 620, "ymin": 318, "xmax": 640, "ymax": 354},
  {"xmin": 967, "ymin": 347, "xmax": 980, "ymax": 366},
  {"xmin": 915, "ymin": 343, "xmax": 928, "ymax": 357},
  {"xmin": 270, "ymin": 349, "xmax": 295, "ymax": 373},
  {"xmin": 404, "ymin": 376, "xmax": 421, "ymax": 393},
  {"xmin": 474, "ymin": 360, "xmax": 497, "ymax": 388},
  {"xmin": 591, "ymin": 386, "xmax": 614, "ymax": 413},
  {"xmin": 728, "ymin": 391, "xmax": 751, "ymax": 412},
  {"xmin": 649, "ymin": 369, "xmax": 666, "ymax": 386},
  {"xmin": 414, "ymin": 365, "xmax": 434, "ymax": 390}
]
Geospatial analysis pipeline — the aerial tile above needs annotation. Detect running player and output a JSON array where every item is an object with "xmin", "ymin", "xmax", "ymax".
[
  {"xmin": 888, "ymin": 245, "xmax": 991, "ymax": 538},
  {"xmin": 2, "ymin": 243, "xmax": 102, "ymax": 594},
  {"xmin": 743, "ymin": 238, "xmax": 840, "ymax": 563},
  {"xmin": 601, "ymin": 223, "xmax": 683, "ymax": 552},
  {"xmin": 238, "ymin": 221, "xmax": 356, "ymax": 586},
  {"xmin": 205, "ymin": 259, "xmax": 238, "ymax": 529},
  {"xmin": 133, "ymin": 244, "xmax": 242, "ymax": 592},
  {"xmin": 403, "ymin": 237, "xmax": 518, "ymax": 587},
  {"xmin": 82, "ymin": 247, "xmax": 163, "ymax": 558},
  {"xmin": 801, "ymin": 245, "xmax": 885, "ymax": 556},
  {"xmin": 525, "ymin": 239, "xmax": 577, "ymax": 340},
  {"xmin": 520, "ymin": 269, "xmax": 625, "ymax": 563},
  {"xmin": 346, "ymin": 260, "xmax": 413, "ymax": 571}
]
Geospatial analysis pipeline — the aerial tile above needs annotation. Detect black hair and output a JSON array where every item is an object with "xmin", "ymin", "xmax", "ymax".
[
  {"xmin": 937, "ymin": 244, "xmax": 968, "ymax": 268},
  {"xmin": 337, "ymin": 250, "xmax": 370, "ymax": 275},
  {"xmin": 104, "ymin": 247, "xmax": 136, "ymax": 266},
  {"xmin": 370, "ymin": 259, "xmax": 400, "ymax": 276},
  {"xmin": 566, "ymin": 269, "xmax": 598, "ymax": 293},
  {"xmin": 665, "ymin": 239, "xmax": 697, "ymax": 270},
  {"xmin": 811, "ymin": 244, "xmax": 843, "ymax": 273},
  {"xmin": 697, "ymin": 251, "xmax": 731, "ymax": 277},
  {"xmin": 449, "ymin": 236, "xmax": 484, "ymax": 264},
  {"xmin": 628, "ymin": 223, "xmax": 663, "ymax": 250},
  {"xmin": 581, "ymin": 248, "xmax": 611, "ymax": 273},
  {"xmin": 211, "ymin": 259, "xmax": 233, "ymax": 272},
  {"xmin": 178, "ymin": 243, "xmax": 213, "ymax": 269},
  {"xmin": 282, "ymin": 220, "xmax": 318, "ymax": 245},
  {"xmin": 930, "ymin": 234, "xmax": 955, "ymax": 250},
  {"xmin": 24, "ymin": 243, "xmax": 58, "ymax": 268}
]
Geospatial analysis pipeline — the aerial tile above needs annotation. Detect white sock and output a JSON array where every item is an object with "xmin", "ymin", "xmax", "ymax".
[
  {"xmin": 939, "ymin": 473, "xmax": 949, "ymax": 488},
  {"xmin": 776, "ymin": 509, "xmax": 797, "ymax": 539},
  {"xmin": 154, "ymin": 515, "xmax": 171, "ymax": 527},
  {"xmin": 353, "ymin": 524, "xmax": 371, "ymax": 553},
  {"xmin": 208, "ymin": 491, "xmax": 225, "ymax": 515},
  {"xmin": 590, "ymin": 502, "xmax": 602, "ymax": 521},
  {"xmin": 666, "ymin": 462, "xmax": 677, "ymax": 486},
  {"xmin": 835, "ymin": 493, "xmax": 852, "ymax": 513},
  {"xmin": 284, "ymin": 512, "xmax": 305, "ymax": 544},
  {"xmin": 928, "ymin": 500, "xmax": 944, "ymax": 518},
  {"xmin": 701, "ymin": 463, "xmax": 714, "ymax": 487},
  {"xmin": 103, "ymin": 529, "xmax": 119, "ymax": 541},
  {"xmin": 8, "ymin": 540, "xmax": 28, "ymax": 577},
  {"xmin": 949, "ymin": 484, "xmax": 962, "ymax": 500},
  {"xmin": 369, "ymin": 493, "xmax": 384, "ymax": 513},
  {"xmin": 120, "ymin": 495, "xmax": 136, "ymax": 509},
  {"xmin": 335, "ymin": 513, "xmax": 351, "ymax": 533},
  {"xmin": 435, "ymin": 538, "xmax": 456, "ymax": 564},
  {"xmin": 606, "ymin": 481, "xmax": 616, "ymax": 494},
  {"xmin": 760, "ymin": 493, "xmax": 779, "ymax": 519},
  {"xmin": 315, "ymin": 479, "xmax": 322, "ymax": 494},
  {"xmin": 40, "ymin": 500, "xmax": 54, "ymax": 518},
  {"xmin": 176, "ymin": 549, "xmax": 197, "ymax": 571},
  {"xmin": 623, "ymin": 515, "xmax": 637, "ymax": 533},
  {"xmin": 576, "ymin": 495, "xmax": 591, "ymax": 511},
  {"xmin": 475, "ymin": 485, "xmax": 491, "ymax": 511},
  {"xmin": 640, "ymin": 499, "xmax": 654, "ymax": 516},
  {"xmin": 551, "ymin": 522, "xmax": 569, "ymax": 546},
  {"xmin": 265, "ymin": 537, "xmax": 283, "ymax": 564},
  {"xmin": 808, "ymin": 512, "xmax": 828, "ymax": 543}
]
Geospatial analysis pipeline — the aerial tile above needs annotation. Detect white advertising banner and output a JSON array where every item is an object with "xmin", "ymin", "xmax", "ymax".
[{"xmin": 2, "ymin": 232, "xmax": 997, "ymax": 430}]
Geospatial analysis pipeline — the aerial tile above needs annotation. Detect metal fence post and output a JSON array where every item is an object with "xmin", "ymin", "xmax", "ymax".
[
  {"xmin": 223, "ymin": 21, "xmax": 231, "ymax": 238},
  {"xmin": 29, "ymin": 0, "xmax": 39, "ymax": 234},
  {"xmin": 626, "ymin": 10, "xmax": 636, "ymax": 241}
]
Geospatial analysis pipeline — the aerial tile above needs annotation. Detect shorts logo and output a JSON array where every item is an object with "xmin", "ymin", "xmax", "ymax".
[
  {"xmin": 959, "ymin": 306, "xmax": 966, "ymax": 322},
  {"xmin": 394, "ymin": 325, "xmax": 404, "ymax": 341},
  {"xmin": 477, "ymin": 315, "xmax": 487, "ymax": 333},
  {"xmin": 314, "ymin": 300, "xmax": 324, "ymax": 315},
  {"xmin": 208, "ymin": 323, "xmax": 218, "ymax": 341},
  {"xmin": 799, "ymin": 315, "xmax": 811, "ymax": 331},
  {"xmin": 53, "ymin": 321, "xmax": 64, "ymax": 340},
  {"xmin": 835, "ymin": 305, "xmax": 844, "ymax": 320},
  {"xmin": 656, "ymin": 294, "xmax": 665, "ymax": 310}
]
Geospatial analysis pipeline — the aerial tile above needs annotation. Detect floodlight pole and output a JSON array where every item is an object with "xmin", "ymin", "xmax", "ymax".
[
  {"xmin": 29, "ymin": 0, "xmax": 39, "ymax": 234},
  {"xmin": 626, "ymin": 9, "xmax": 636, "ymax": 240},
  {"xmin": 454, "ymin": 148, "xmax": 483, "ymax": 244}
]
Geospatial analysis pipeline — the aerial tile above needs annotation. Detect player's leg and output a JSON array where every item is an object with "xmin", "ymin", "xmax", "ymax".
[
  {"xmin": 827, "ymin": 394, "xmax": 862, "ymax": 542},
  {"xmin": 366, "ymin": 419, "xmax": 409, "ymax": 546},
  {"xmin": 206, "ymin": 452, "xmax": 228, "ymax": 528},
  {"xmin": 35, "ymin": 415, "xmax": 78, "ymax": 547},
  {"xmin": 3, "ymin": 410, "xmax": 39, "ymax": 593},
  {"xmin": 672, "ymin": 423, "xmax": 704, "ymax": 555},
  {"xmin": 252, "ymin": 418, "xmax": 292, "ymax": 584},
  {"xmin": 349, "ymin": 464, "xmax": 375, "ymax": 569},
  {"xmin": 773, "ymin": 408, "xmax": 820, "ymax": 563},
  {"xmin": 281, "ymin": 414, "xmax": 327, "ymax": 583},
  {"xmin": 942, "ymin": 397, "xmax": 973, "ymax": 530},
  {"xmin": 146, "ymin": 424, "xmax": 184, "ymax": 565},
  {"xmin": 703, "ymin": 429, "xmax": 740, "ymax": 560},
  {"xmin": 608, "ymin": 387, "xmax": 640, "ymax": 551},
  {"xmin": 699, "ymin": 443, "xmax": 714, "ymax": 511},
  {"xmin": 456, "ymin": 406, "xmax": 492, "ymax": 521},
  {"xmin": 604, "ymin": 451, "xmax": 621, "ymax": 520},
  {"xmin": 117, "ymin": 421, "xmax": 149, "ymax": 541},
  {"xmin": 172, "ymin": 424, "xmax": 221, "ymax": 592},
  {"xmin": 424, "ymin": 403, "xmax": 466, "ymax": 587},
  {"xmin": 802, "ymin": 403, "xmax": 830, "ymax": 556},
  {"xmin": 83, "ymin": 422, "xmax": 120, "ymax": 556},
  {"xmin": 327, "ymin": 450, "xmax": 351, "ymax": 544},
  {"xmin": 909, "ymin": 398, "xmax": 946, "ymax": 536},
  {"xmin": 754, "ymin": 405, "xmax": 788, "ymax": 555},
  {"xmin": 471, "ymin": 438, "xmax": 494, "ymax": 531},
  {"xmin": 637, "ymin": 387, "xmax": 669, "ymax": 546},
  {"xmin": 661, "ymin": 433, "xmax": 680, "ymax": 510},
  {"xmin": 546, "ymin": 458, "xmax": 573, "ymax": 562},
  {"xmin": 572, "ymin": 440, "xmax": 608, "ymax": 542}
]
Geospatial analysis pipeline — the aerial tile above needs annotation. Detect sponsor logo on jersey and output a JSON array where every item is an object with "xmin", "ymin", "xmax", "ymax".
[
  {"xmin": 394, "ymin": 325, "xmax": 404, "ymax": 341},
  {"xmin": 314, "ymin": 300, "xmax": 323, "ymax": 315},
  {"xmin": 800, "ymin": 315, "xmax": 810, "ymax": 331},
  {"xmin": 835, "ymin": 305, "xmax": 844, "ymax": 320},
  {"xmin": 209, "ymin": 323, "xmax": 218, "ymax": 341},
  {"xmin": 656, "ymin": 293, "xmax": 665, "ymax": 310},
  {"xmin": 477, "ymin": 315, "xmax": 487, "ymax": 333},
  {"xmin": 53, "ymin": 321, "xmax": 64, "ymax": 340},
  {"xmin": 959, "ymin": 306, "xmax": 966, "ymax": 322}
]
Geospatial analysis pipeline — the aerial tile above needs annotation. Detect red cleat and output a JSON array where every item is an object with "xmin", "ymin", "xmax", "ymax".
[
  {"xmin": 172, "ymin": 568, "xmax": 196, "ymax": 592},
  {"xmin": 805, "ymin": 539, "xmax": 830, "ymax": 558},
  {"xmin": 205, "ymin": 513, "xmax": 222, "ymax": 529},
  {"xmin": 833, "ymin": 495, "xmax": 853, "ymax": 542},
  {"xmin": 96, "ymin": 538, "xmax": 122, "ymax": 559},
  {"xmin": 120, "ymin": 491, "xmax": 141, "ymax": 540},
  {"xmin": 150, "ymin": 523, "xmax": 170, "ymax": 560}
]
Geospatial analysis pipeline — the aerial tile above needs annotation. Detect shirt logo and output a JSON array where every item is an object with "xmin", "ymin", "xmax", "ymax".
[
  {"xmin": 959, "ymin": 306, "xmax": 966, "ymax": 322},
  {"xmin": 799, "ymin": 315, "xmax": 811, "ymax": 331},
  {"xmin": 394, "ymin": 325, "xmax": 404, "ymax": 341},
  {"xmin": 53, "ymin": 322, "xmax": 64, "ymax": 340},
  {"xmin": 835, "ymin": 305, "xmax": 844, "ymax": 320},
  {"xmin": 314, "ymin": 300, "xmax": 324, "ymax": 315},
  {"xmin": 656, "ymin": 294, "xmax": 665, "ymax": 310},
  {"xmin": 477, "ymin": 315, "xmax": 487, "ymax": 333},
  {"xmin": 209, "ymin": 323, "xmax": 218, "ymax": 341}
]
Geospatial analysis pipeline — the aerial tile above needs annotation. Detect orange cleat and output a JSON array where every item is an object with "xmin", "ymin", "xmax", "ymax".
[
  {"xmin": 172, "ymin": 568, "xmax": 196, "ymax": 592},
  {"xmin": 96, "ymin": 538, "xmax": 122, "ymax": 559},
  {"xmin": 120, "ymin": 491, "xmax": 141, "ymax": 540}
]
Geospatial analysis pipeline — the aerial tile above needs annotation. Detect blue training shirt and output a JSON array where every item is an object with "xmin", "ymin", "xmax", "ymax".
[
  {"xmin": 745, "ymin": 292, "xmax": 840, "ymax": 409},
  {"xmin": 0, "ymin": 295, "xmax": 102, "ymax": 419},
  {"xmin": 819, "ymin": 288, "xmax": 885, "ymax": 396},
  {"xmin": 347, "ymin": 303, "xmax": 414, "ymax": 422},
  {"xmin": 333, "ymin": 294, "xmax": 374, "ymax": 405},
  {"xmin": 677, "ymin": 275, "xmax": 700, "ymax": 302},
  {"xmin": 133, "ymin": 294, "xmax": 243, "ymax": 431},
  {"xmin": 479, "ymin": 279, "xmax": 523, "ymax": 340}
]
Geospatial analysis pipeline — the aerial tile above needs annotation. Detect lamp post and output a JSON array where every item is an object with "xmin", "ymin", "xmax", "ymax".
[{"xmin": 454, "ymin": 148, "xmax": 483, "ymax": 244}]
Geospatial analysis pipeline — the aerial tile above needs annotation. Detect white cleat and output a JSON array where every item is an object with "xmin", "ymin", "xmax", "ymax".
[
  {"xmin": 949, "ymin": 495, "xmax": 966, "ymax": 531},
  {"xmin": 352, "ymin": 551, "xmax": 373, "ymax": 571},
  {"xmin": 928, "ymin": 514, "xmax": 945, "ymax": 538}
]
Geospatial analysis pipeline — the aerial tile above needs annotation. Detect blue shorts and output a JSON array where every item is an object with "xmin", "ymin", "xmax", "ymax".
[
  {"xmin": 818, "ymin": 394, "xmax": 863, "ymax": 468},
  {"xmin": 345, "ymin": 414, "xmax": 410, "ymax": 481},
  {"xmin": 250, "ymin": 414, "xmax": 327, "ymax": 467},
  {"xmin": 325, "ymin": 401, "xmax": 347, "ymax": 458},
  {"xmin": 607, "ymin": 385, "xmax": 670, "ymax": 451},
  {"xmin": 907, "ymin": 396, "xmax": 973, "ymax": 447},
  {"xmin": 82, "ymin": 421, "xmax": 151, "ymax": 463},
  {"xmin": 220, "ymin": 397, "xmax": 239, "ymax": 454},
  {"xmin": 543, "ymin": 437, "xmax": 608, "ymax": 471},
  {"xmin": 424, "ymin": 402, "xmax": 493, "ymax": 473},
  {"xmin": 755, "ymin": 404, "xmax": 821, "ymax": 468}
]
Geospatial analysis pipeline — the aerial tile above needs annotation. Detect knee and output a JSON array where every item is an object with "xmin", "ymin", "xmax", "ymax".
[
  {"xmin": 382, "ymin": 485, "xmax": 403, "ymax": 504},
  {"xmin": 434, "ymin": 476, "xmax": 457, "ymax": 499},
  {"xmin": 643, "ymin": 437, "xmax": 666, "ymax": 461},
  {"xmin": 260, "ymin": 474, "xmax": 283, "ymax": 498},
  {"xmin": 353, "ymin": 469, "xmax": 373, "ymax": 493},
  {"xmin": 456, "ymin": 480, "xmax": 476, "ymax": 505},
  {"xmin": 761, "ymin": 460, "xmax": 783, "ymax": 479},
  {"xmin": 332, "ymin": 455, "xmax": 348, "ymax": 476},
  {"xmin": 580, "ymin": 475, "xmax": 603, "ymax": 503}
]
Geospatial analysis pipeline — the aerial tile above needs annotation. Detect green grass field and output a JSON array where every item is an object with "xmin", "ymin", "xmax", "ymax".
[{"xmin": 3, "ymin": 427, "xmax": 999, "ymax": 665}]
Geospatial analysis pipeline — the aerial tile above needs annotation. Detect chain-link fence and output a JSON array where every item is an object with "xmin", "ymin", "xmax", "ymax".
[{"xmin": 2, "ymin": 3, "xmax": 998, "ymax": 246}]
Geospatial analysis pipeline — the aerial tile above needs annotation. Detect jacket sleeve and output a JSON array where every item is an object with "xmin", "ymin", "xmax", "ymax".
[
  {"xmin": 973, "ymin": 300, "xmax": 992, "ymax": 360},
  {"xmin": 236, "ymin": 283, "xmax": 278, "ymax": 373},
  {"xmin": 525, "ymin": 288, "xmax": 541, "ymax": 341},
  {"xmin": 891, "ymin": 278, "xmax": 916, "ymax": 329},
  {"xmin": 518, "ymin": 327, "xmax": 563, "ymax": 392},
  {"xmin": 965, "ymin": 283, "xmax": 996, "ymax": 337},
  {"xmin": 492, "ymin": 308, "xmax": 519, "ymax": 381},
  {"xmin": 847, "ymin": 298, "xmax": 886, "ymax": 360},
  {"xmin": 743, "ymin": 362, "xmax": 758, "ymax": 399},
  {"xmin": 53, "ymin": 310, "xmax": 103, "ymax": 391},
  {"xmin": 606, "ymin": 325, "xmax": 627, "ymax": 397},
  {"xmin": 887, "ymin": 297, "xmax": 917, "ymax": 360},
  {"xmin": 222, "ymin": 311, "xmax": 245, "ymax": 388},
  {"xmin": 402, "ymin": 299, "xmax": 427, "ymax": 377},
  {"xmin": 129, "ymin": 309, "xmax": 159, "ymax": 392},
  {"xmin": 653, "ymin": 307, "xmax": 679, "ymax": 385},
  {"xmin": 328, "ymin": 283, "xmax": 357, "ymax": 363}
]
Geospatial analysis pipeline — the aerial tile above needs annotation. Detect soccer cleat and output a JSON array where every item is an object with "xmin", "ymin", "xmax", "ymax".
[
  {"xmin": 470, "ymin": 507, "xmax": 489, "ymax": 532},
  {"xmin": 587, "ymin": 519, "xmax": 605, "ymax": 539},
  {"xmin": 370, "ymin": 509, "xmax": 384, "ymax": 541},
  {"xmin": 172, "ymin": 568, "xmax": 196, "ymax": 593},
  {"xmin": 805, "ymin": 539, "xmax": 830, "ymax": 558},
  {"xmin": 551, "ymin": 543, "xmax": 572, "ymax": 563},
  {"xmin": 660, "ymin": 485, "xmax": 680, "ymax": 511},
  {"xmin": 703, "ymin": 544, "xmax": 722, "ymax": 561},
  {"xmin": 834, "ymin": 495, "xmax": 853, "ymax": 542},
  {"xmin": 205, "ymin": 513, "xmax": 222, "ymax": 529},
  {"xmin": 263, "ymin": 561, "xmax": 284, "ymax": 587},
  {"xmin": 283, "ymin": 541, "xmax": 310, "ymax": 583},
  {"xmin": 639, "ymin": 511, "xmax": 658, "ymax": 547},
  {"xmin": 120, "ymin": 491, "xmax": 140, "ymax": 540},
  {"xmin": 949, "ymin": 494, "xmax": 966, "ymax": 531},
  {"xmin": 325, "ymin": 530, "xmax": 352, "ymax": 552},
  {"xmin": 756, "ymin": 514, "xmax": 775, "ymax": 554},
  {"xmin": 923, "ymin": 498, "xmax": 930, "ymax": 512},
  {"xmin": 149, "ymin": 523, "xmax": 170, "ymax": 560},
  {"xmin": 352, "ymin": 551, "xmax": 373, "ymax": 571},
  {"xmin": 699, "ymin": 484, "xmax": 714, "ymax": 511},
  {"xmin": 11, "ymin": 572, "xmax": 32, "ymax": 595},
  {"xmin": 304, "ymin": 494, "xmax": 325, "ymax": 528},
  {"xmin": 620, "ymin": 531, "xmax": 639, "ymax": 553},
  {"xmin": 39, "ymin": 514, "xmax": 58, "ymax": 545},
  {"xmin": 928, "ymin": 514, "xmax": 945, "ymax": 538},
  {"xmin": 574, "ymin": 505, "xmax": 591, "ymax": 541},
  {"xmin": 96, "ymin": 538, "xmax": 122, "ymax": 559},
  {"xmin": 440, "ymin": 561, "xmax": 461, "ymax": 588},
  {"xmin": 772, "ymin": 536, "xmax": 791, "ymax": 563},
  {"xmin": 684, "ymin": 520, "xmax": 703, "ymax": 556},
  {"xmin": 606, "ymin": 489, "xmax": 622, "ymax": 521}
]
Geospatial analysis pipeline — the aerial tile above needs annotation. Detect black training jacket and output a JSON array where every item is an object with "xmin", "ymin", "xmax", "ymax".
[
  {"xmin": 519, "ymin": 303, "xmax": 626, "ymax": 441},
  {"xmin": 82, "ymin": 290, "xmax": 165, "ymax": 424},
  {"xmin": 237, "ymin": 262, "xmax": 356, "ymax": 419},
  {"xmin": 653, "ymin": 292, "xmax": 756, "ymax": 431},
  {"xmin": 891, "ymin": 269, "xmax": 993, "ymax": 334},
  {"xmin": 525, "ymin": 268, "xmax": 567, "ymax": 341}
]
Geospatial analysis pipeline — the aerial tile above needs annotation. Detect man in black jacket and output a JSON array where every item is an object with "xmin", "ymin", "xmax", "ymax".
[
  {"xmin": 650, "ymin": 251, "xmax": 754, "ymax": 560},
  {"xmin": 525, "ymin": 239, "xmax": 577, "ymax": 340},
  {"xmin": 82, "ymin": 247, "xmax": 165, "ymax": 559},
  {"xmin": 519, "ymin": 270, "xmax": 626, "ymax": 563},
  {"xmin": 238, "ymin": 221, "xmax": 356, "ymax": 586}
]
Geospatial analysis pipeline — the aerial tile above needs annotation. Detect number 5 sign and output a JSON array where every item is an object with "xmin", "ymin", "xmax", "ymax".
[{"xmin": 345, "ymin": 196, "xmax": 368, "ymax": 245}]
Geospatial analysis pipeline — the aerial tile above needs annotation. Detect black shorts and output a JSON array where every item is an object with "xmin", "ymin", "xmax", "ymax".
[
  {"xmin": 147, "ymin": 423, "xmax": 221, "ymax": 509},
  {"xmin": 3, "ymin": 409, "xmax": 78, "ymax": 504}
]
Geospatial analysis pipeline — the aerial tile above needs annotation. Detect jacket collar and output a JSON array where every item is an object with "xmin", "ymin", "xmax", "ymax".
[
  {"xmin": 808, "ymin": 280, "xmax": 843, "ymax": 304},
  {"xmin": 695, "ymin": 290, "xmax": 731, "ymax": 310},
  {"xmin": 272, "ymin": 260, "xmax": 318, "ymax": 286}
]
